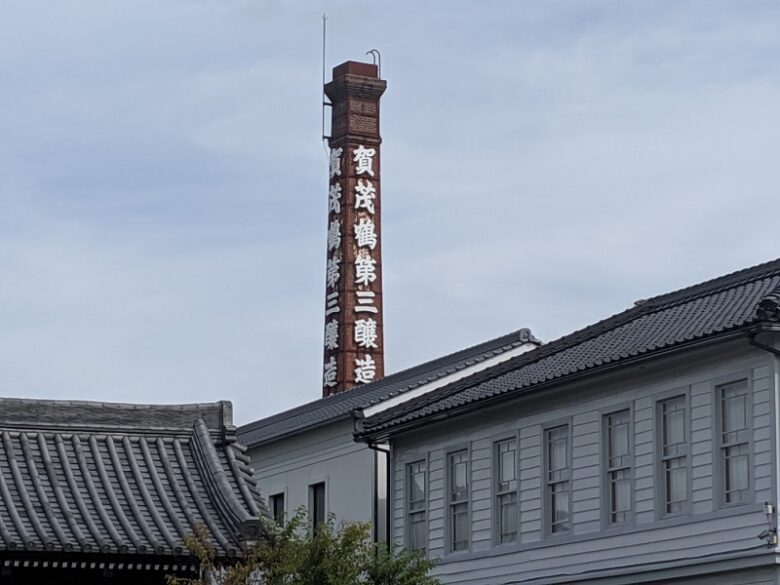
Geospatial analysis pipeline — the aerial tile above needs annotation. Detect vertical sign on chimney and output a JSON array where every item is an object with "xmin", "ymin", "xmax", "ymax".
[{"xmin": 321, "ymin": 61, "xmax": 387, "ymax": 397}]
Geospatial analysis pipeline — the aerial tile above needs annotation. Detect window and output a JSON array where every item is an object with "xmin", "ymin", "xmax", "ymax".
[
  {"xmin": 270, "ymin": 492, "xmax": 285, "ymax": 526},
  {"xmin": 545, "ymin": 425, "xmax": 570, "ymax": 533},
  {"xmin": 495, "ymin": 438, "xmax": 518, "ymax": 543},
  {"xmin": 605, "ymin": 410, "xmax": 632, "ymax": 524},
  {"xmin": 407, "ymin": 461, "xmax": 427, "ymax": 551},
  {"xmin": 658, "ymin": 396, "xmax": 688, "ymax": 515},
  {"xmin": 310, "ymin": 482, "xmax": 326, "ymax": 530},
  {"xmin": 448, "ymin": 450, "xmax": 469, "ymax": 551},
  {"xmin": 719, "ymin": 379, "xmax": 750, "ymax": 504}
]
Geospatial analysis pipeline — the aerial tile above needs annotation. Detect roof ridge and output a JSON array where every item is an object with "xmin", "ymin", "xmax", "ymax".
[
  {"xmin": 360, "ymin": 259, "xmax": 780, "ymax": 432},
  {"xmin": 0, "ymin": 397, "xmax": 232, "ymax": 435},
  {"xmin": 237, "ymin": 327, "xmax": 539, "ymax": 435},
  {"xmin": 643, "ymin": 257, "xmax": 780, "ymax": 309}
]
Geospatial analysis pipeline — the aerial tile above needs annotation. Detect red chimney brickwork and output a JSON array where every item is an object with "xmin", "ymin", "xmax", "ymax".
[{"xmin": 321, "ymin": 61, "xmax": 387, "ymax": 397}]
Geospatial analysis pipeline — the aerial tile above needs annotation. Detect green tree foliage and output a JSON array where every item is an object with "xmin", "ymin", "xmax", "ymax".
[{"xmin": 168, "ymin": 511, "xmax": 440, "ymax": 585}]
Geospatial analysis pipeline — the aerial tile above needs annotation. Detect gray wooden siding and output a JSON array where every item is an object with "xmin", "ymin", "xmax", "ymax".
[
  {"xmin": 391, "ymin": 346, "xmax": 777, "ymax": 584},
  {"xmin": 247, "ymin": 420, "xmax": 374, "ymax": 527}
]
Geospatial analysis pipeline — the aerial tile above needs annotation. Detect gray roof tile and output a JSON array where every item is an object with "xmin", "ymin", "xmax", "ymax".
[
  {"xmin": 0, "ymin": 399, "xmax": 268, "ymax": 558},
  {"xmin": 237, "ymin": 328, "xmax": 540, "ymax": 447},
  {"xmin": 359, "ymin": 257, "xmax": 780, "ymax": 437}
]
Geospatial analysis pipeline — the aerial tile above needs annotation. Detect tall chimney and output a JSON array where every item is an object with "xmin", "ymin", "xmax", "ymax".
[{"xmin": 321, "ymin": 61, "xmax": 387, "ymax": 397}]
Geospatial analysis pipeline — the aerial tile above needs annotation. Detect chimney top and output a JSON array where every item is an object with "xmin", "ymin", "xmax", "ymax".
[{"xmin": 332, "ymin": 61, "xmax": 379, "ymax": 80}]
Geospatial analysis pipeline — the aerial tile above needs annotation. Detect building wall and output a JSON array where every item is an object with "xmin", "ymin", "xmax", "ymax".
[
  {"xmin": 391, "ymin": 341, "xmax": 778, "ymax": 584},
  {"xmin": 246, "ymin": 420, "xmax": 375, "ymax": 528}
]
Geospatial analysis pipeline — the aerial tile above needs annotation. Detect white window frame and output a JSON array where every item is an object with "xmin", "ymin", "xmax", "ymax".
[
  {"xmin": 544, "ymin": 423, "xmax": 571, "ymax": 535},
  {"xmin": 406, "ymin": 460, "xmax": 427, "ymax": 552},
  {"xmin": 656, "ymin": 393, "xmax": 690, "ymax": 518},
  {"xmin": 447, "ymin": 449, "xmax": 470, "ymax": 553},
  {"xmin": 494, "ymin": 437, "xmax": 518, "ymax": 544},
  {"xmin": 716, "ymin": 377, "xmax": 753, "ymax": 507},
  {"xmin": 603, "ymin": 408, "xmax": 633, "ymax": 526}
]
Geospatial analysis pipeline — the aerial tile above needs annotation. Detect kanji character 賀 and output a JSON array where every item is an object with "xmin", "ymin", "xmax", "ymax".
[
  {"xmin": 329, "ymin": 147, "xmax": 343, "ymax": 179},
  {"xmin": 352, "ymin": 145, "xmax": 376, "ymax": 177}
]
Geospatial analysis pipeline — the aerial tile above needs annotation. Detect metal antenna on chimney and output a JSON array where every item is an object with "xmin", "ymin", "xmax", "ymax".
[
  {"xmin": 321, "ymin": 13, "xmax": 331, "ymax": 154},
  {"xmin": 365, "ymin": 49, "xmax": 381, "ymax": 78}
]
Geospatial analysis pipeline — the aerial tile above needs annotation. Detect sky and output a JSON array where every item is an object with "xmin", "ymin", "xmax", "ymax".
[{"xmin": 0, "ymin": 1, "xmax": 778, "ymax": 425}]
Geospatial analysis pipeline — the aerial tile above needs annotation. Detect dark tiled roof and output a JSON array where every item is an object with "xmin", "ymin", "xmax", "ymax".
[
  {"xmin": 237, "ymin": 328, "xmax": 540, "ymax": 447},
  {"xmin": 0, "ymin": 398, "xmax": 269, "ymax": 558},
  {"xmin": 358, "ymin": 258, "xmax": 780, "ymax": 438}
]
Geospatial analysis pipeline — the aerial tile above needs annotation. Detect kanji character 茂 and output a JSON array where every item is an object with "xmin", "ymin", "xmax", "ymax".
[
  {"xmin": 354, "ymin": 354, "xmax": 376, "ymax": 384},
  {"xmin": 354, "ymin": 254, "xmax": 377, "ymax": 286},
  {"xmin": 354, "ymin": 318, "xmax": 378, "ymax": 349},
  {"xmin": 352, "ymin": 145, "xmax": 376, "ymax": 177},
  {"xmin": 328, "ymin": 183, "xmax": 342, "ymax": 214},
  {"xmin": 354, "ymin": 218, "xmax": 377, "ymax": 250},
  {"xmin": 354, "ymin": 179, "xmax": 376, "ymax": 214}
]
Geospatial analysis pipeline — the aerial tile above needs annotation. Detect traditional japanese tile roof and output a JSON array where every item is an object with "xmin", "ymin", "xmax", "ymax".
[
  {"xmin": 237, "ymin": 328, "xmax": 541, "ymax": 447},
  {"xmin": 357, "ymin": 257, "xmax": 780, "ymax": 439},
  {"xmin": 0, "ymin": 399, "xmax": 269, "ymax": 558}
]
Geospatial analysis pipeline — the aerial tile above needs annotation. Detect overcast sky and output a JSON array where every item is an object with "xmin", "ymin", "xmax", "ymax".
[{"xmin": 1, "ymin": 1, "xmax": 778, "ymax": 425}]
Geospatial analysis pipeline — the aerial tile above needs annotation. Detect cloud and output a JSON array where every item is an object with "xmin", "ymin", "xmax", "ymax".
[{"xmin": 0, "ymin": 0, "xmax": 778, "ymax": 424}]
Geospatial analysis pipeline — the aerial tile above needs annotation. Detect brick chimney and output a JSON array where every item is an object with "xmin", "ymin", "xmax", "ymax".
[{"xmin": 321, "ymin": 61, "xmax": 387, "ymax": 397}]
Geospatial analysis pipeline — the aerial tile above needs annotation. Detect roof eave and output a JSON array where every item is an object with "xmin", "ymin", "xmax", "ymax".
[{"xmin": 357, "ymin": 328, "xmax": 753, "ymax": 442}]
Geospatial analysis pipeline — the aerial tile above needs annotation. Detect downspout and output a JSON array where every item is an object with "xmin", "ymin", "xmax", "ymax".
[
  {"xmin": 355, "ymin": 409, "xmax": 391, "ymax": 545},
  {"xmin": 367, "ymin": 441, "xmax": 391, "ymax": 545}
]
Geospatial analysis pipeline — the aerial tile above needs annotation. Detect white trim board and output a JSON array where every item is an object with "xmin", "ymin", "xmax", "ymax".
[{"xmin": 362, "ymin": 342, "xmax": 539, "ymax": 419}]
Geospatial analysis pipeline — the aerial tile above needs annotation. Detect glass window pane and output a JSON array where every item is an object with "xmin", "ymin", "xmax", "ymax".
[
  {"xmin": 451, "ymin": 451, "xmax": 468, "ymax": 501},
  {"xmin": 452, "ymin": 503, "xmax": 468, "ymax": 551},
  {"xmin": 610, "ymin": 420, "xmax": 629, "ymax": 459},
  {"xmin": 410, "ymin": 464, "xmax": 425, "ymax": 505},
  {"xmin": 723, "ymin": 394, "xmax": 747, "ymax": 434},
  {"xmin": 551, "ymin": 483, "xmax": 569, "ymax": 532},
  {"xmin": 667, "ymin": 463, "xmax": 687, "ymax": 504},
  {"xmin": 500, "ymin": 448, "xmax": 516, "ymax": 484},
  {"xmin": 410, "ymin": 512, "xmax": 426, "ymax": 551},
  {"xmin": 664, "ymin": 402, "xmax": 685, "ymax": 447},
  {"xmin": 498, "ymin": 493, "xmax": 517, "ymax": 543},
  {"xmin": 727, "ymin": 449, "xmax": 749, "ymax": 492},
  {"xmin": 311, "ymin": 483, "xmax": 326, "ymax": 529}
]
